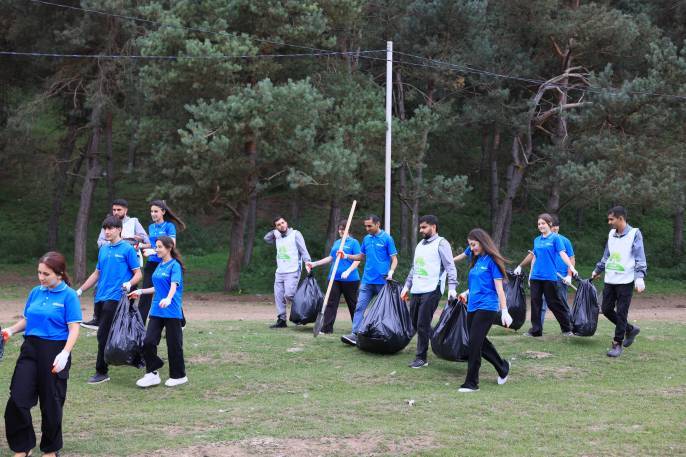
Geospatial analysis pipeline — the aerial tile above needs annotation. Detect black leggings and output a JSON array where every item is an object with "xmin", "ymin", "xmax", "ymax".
[
  {"xmin": 463, "ymin": 310, "xmax": 508, "ymax": 389},
  {"xmin": 530, "ymin": 279, "xmax": 572, "ymax": 335},
  {"xmin": 321, "ymin": 280, "xmax": 359, "ymax": 333}
]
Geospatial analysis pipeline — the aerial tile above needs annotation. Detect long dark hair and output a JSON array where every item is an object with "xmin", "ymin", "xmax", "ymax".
[
  {"xmin": 150, "ymin": 199, "xmax": 186, "ymax": 231},
  {"xmin": 156, "ymin": 236, "xmax": 186, "ymax": 273},
  {"xmin": 38, "ymin": 251, "xmax": 72, "ymax": 286},
  {"xmin": 337, "ymin": 219, "xmax": 353, "ymax": 236},
  {"xmin": 467, "ymin": 228, "xmax": 508, "ymax": 277},
  {"xmin": 537, "ymin": 213, "xmax": 554, "ymax": 228}
]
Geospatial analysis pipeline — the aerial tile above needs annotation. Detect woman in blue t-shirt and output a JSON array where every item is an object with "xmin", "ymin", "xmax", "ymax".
[
  {"xmin": 2, "ymin": 252, "xmax": 82, "ymax": 457},
  {"xmin": 457, "ymin": 229, "xmax": 511, "ymax": 393},
  {"xmin": 306, "ymin": 220, "xmax": 361, "ymax": 334},
  {"xmin": 130, "ymin": 236, "xmax": 187, "ymax": 388},
  {"xmin": 138, "ymin": 200, "xmax": 186, "ymax": 324}
]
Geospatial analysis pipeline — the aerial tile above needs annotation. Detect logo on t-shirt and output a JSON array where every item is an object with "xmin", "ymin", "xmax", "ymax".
[
  {"xmin": 415, "ymin": 257, "xmax": 429, "ymax": 277},
  {"xmin": 277, "ymin": 245, "xmax": 291, "ymax": 260},
  {"xmin": 52, "ymin": 302, "xmax": 65, "ymax": 307},
  {"xmin": 606, "ymin": 252, "xmax": 625, "ymax": 272}
]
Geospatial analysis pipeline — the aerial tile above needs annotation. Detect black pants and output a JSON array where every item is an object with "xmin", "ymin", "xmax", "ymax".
[
  {"xmin": 5, "ymin": 336, "xmax": 70, "ymax": 453},
  {"xmin": 138, "ymin": 260, "xmax": 159, "ymax": 325},
  {"xmin": 321, "ymin": 280, "xmax": 359, "ymax": 333},
  {"xmin": 463, "ymin": 310, "xmax": 508, "ymax": 389},
  {"xmin": 143, "ymin": 317, "xmax": 186, "ymax": 379},
  {"xmin": 95, "ymin": 299, "xmax": 119, "ymax": 375},
  {"xmin": 530, "ymin": 279, "xmax": 572, "ymax": 335},
  {"xmin": 601, "ymin": 282, "xmax": 635, "ymax": 344},
  {"xmin": 410, "ymin": 286, "xmax": 442, "ymax": 360}
]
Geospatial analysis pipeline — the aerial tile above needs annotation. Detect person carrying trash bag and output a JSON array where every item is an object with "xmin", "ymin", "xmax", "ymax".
[
  {"xmin": 2, "ymin": 252, "xmax": 81, "ymax": 457},
  {"xmin": 430, "ymin": 298, "xmax": 469, "ymax": 362},
  {"xmin": 591, "ymin": 206, "xmax": 647, "ymax": 357},
  {"xmin": 128, "ymin": 236, "xmax": 188, "ymax": 387},
  {"xmin": 264, "ymin": 215, "xmax": 312, "ymax": 329},
  {"xmin": 570, "ymin": 277, "xmax": 600, "ymax": 336},
  {"xmin": 456, "ymin": 228, "xmax": 511, "ymax": 393},
  {"xmin": 356, "ymin": 280, "xmax": 415, "ymax": 354},
  {"xmin": 103, "ymin": 294, "xmax": 145, "ymax": 368},
  {"xmin": 400, "ymin": 215, "xmax": 458, "ymax": 369},
  {"xmin": 289, "ymin": 273, "xmax": 324, "ymax": 325},
  {"xmin": 75, "ymin": 215, "xmax": 142, "ymax": 385}
]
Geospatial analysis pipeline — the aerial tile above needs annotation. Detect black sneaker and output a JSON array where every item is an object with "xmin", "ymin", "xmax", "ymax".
[
  {"xmin": 408, "ymin": 358, "xmax": 428, "ymax": 369},
  {"xmin": 87, "ymin": 373, "xmax": 110, "ymax": 384},
  {"xmin": 269, "ymin": 318, "xmax": 287, "ymax": 329},
  {"xmin": 607, "ymin": 341, "xmax": 623, "ymax": 358},
  {"xmin": 81, "ymin": 318, "xmax": 99, "ymax": 330},
  {"xmin": 623, "ymin": 326, "xmax": 640, "ymax": 347},
  {"xmin": 523, "ymin": 331, "xmax": 542, "ymax": 337},
  {"xmin": 341, "ymin": 333, "xmax": 357, "ymax": 346}
]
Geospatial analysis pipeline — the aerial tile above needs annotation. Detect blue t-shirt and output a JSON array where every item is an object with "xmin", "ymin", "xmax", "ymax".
[
  {"xmin": 148, "ymin": 221, "xmax": 177, "ymax": 263},
  {"xmin": 531, "ymin": 233, "xmax": 567, "ymax": 281},
  {"xmin": 554, "ymin": 234, "xmax": 575, "ymax": 277},
  {"xmin": 467, "ymin": 255, "xmax": 503, "ymax": 312},
  {"xmin": 463, "ymin": 245, "xmax": 472, "ymax": 260},
  {"xmin": 150, "ymin": 258, "xmax": 184, "ymax": 319},
  {"xmin": 360, "ymin": 230, "xmax": 398, "ymax": 285},
  {"xmin": 328, "ymin": 237, "xmax": 361, "ymax": 282},
  {"xmin": 95, "ymin": 240, "xmax": 140, "ymax": 302},
  {"xmin": 24, "ymin": 282, "xmax": 82, "ymax": 340}
]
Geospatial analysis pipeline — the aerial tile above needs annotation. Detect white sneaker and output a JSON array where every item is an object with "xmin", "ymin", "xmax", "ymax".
[
  {"xmin": 498, "ymin": 361, "xmax": 511, "ymax": 385},
  {"xmin": 458, "ymin": 387, "xmax": 479, "ymax": 393},
  {"xmin": 165, "ymin": 376, "xmax": 188, "ymax": 387},
  {"xmin": 136, "ymin": 371, "xmax": 161, "ymax": 388}
]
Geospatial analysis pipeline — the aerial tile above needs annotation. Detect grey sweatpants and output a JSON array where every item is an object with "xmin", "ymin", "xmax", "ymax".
[{"xmin": 274, "ymin": 271, "xmax": 300, "ymax": 320}]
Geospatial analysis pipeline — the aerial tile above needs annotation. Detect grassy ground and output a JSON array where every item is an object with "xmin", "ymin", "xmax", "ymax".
[{"xmin": 0, "ymin": 319, "xmax": 683, "ymax": 456}]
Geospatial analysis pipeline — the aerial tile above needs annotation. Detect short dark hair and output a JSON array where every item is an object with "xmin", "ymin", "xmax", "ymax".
[
  {"xmin": 608, "ymin": 206, "xmax": 627, "ymax": 219},
  {"xmin": 337, "ymin": 219, "xmax": 352, "ymax": 234},
  {"xmin": 364, "ymin": 214, "xmax": 381, "ymax": 224},
  {"xmin": 418, "ymin": 214, "xmax": 439, "ymax": 229},
  {"xmin": 272, "ymin": 215, "xmax": 286, "ymax": 226},
  {"xmin": 102, "ymin": 215, "xmax": 122, "ymax": 229},
  {"xmin": 551, "ymin": 215, "xmax": 560, "ymax": 227},
  {"xmin": 111, "ymin": 198, "xmax": 128, "ymax": 208}
]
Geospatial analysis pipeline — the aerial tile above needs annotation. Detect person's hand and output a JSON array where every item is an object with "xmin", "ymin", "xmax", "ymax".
[
  {"xmin": 590, "ymin": 270, "xmax": 599, "ymax": 281},
  {"xmin": 501, "ymin": 308, "xmax": 513, "ymax": 328},
  {"xmin": 448, "ymin": 289, "xmax": 457, "ymax": 300},
  {"xmin": 122, "ymin": 281, "xmax": 132, "ymax": 292},
  {"xmin": 386, "ymin": 270, "xmax": 394, "ymax": 281},
  {"xmin": 159, "ymin": 298, "xmax": 172, "ymax": 308},
  {"xmin": 336, "ymin": 250, "xmax": 346, "ymax": 260},
  {"xmin": 563, "ymin": 275, "xmax": 573, "ymax": 286},
  {"xmin": 400, "ymin": 287, "xmax": 409, "ymax": 301},
  {"xmin": 569, "ymin": 266, "xmax": 578, "ymax": 277},
  {"xmin": 273, "ymin": 229, "xmax": 281, "ymax": 238},
  {"xmin": 341, "ymin": 269, "xmax": 351, "ymax": 280},
  {"xmin": 513, "ymin": 265, "xmax": 522, "ymax": 276},
  {"xmin": 635, "ymin": 277, "xmax": 645, "ymax": 293},
  {"xmin": 76, "ymin": 288, "xmax": 83, "ymax": 297},
  {"xmin": 458, "ymin": 291, "xmax": 468, "ymax": 304},
  {"xmin": 128, "ymin": 289, "xmax": 143, "ymax": 299},
  {"xmin": 143, "ymin": 248, "xmax": 156, "ymax": 257},
  {"xmin": 305, "ymin": 262, "xmax": 313, "ymax": 273},
  {"xmin": 1, "ymin": 328, "xmax": 12, "ymax": 342},
  {"xmin": 52, "ymin": 350, "xmax": 70, "ymax": 374}
]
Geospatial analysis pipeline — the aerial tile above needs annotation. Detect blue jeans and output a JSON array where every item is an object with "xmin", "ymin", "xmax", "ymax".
[
  {"xmin": 541, "ymin": 280, "xmax": 569, "ymax": 327},
  {"xmin": 351, "ymin": 283, "xmax": 385, "ymax": 333}
]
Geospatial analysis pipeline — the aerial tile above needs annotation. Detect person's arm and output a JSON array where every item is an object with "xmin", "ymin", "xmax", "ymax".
[
  {"xmin": 295, "ymin": 231, "xmax": 311, "ymax": 263},
  {"xmin": 159, "ymin": 282, "xmax": 178, "ymax": 308},
  {"xmin": 63, "ymin": 322, "xmax": 80, "ymax": 353},
  {"xmin": 632, "ymin": 229, "xmax": 647, "ymax": 279},
  {"xmin": 387, "ymin": 254, "xmax": 398, "ymax": 279},
  {"xmin": 97, "ymin": 228, "xmax": 109, "ymax": 248},
  {"xmin": 453, "ymin": 252, "xmax": 467, "ymax": 262},
  {"xmin": 401, "ymin": 263, "xmax": 415, "ymax": 299},
  {"xmin": 129, "ymin": 286, "xmax": 155, "ymax": 299},
  {"xmin": 263, "ymin": 229, "xmax": 277, "ymax": 245},
  {"xmin": 345, "ymin": 252, "xmax": 364, "ymax": 261},
  {"xmin": 78, "ymin": 269, "xmax": 100, "ymax": 294},
  {"xmin": 518, "ymin": 252, "xmax": 534, "ymax": 268},
  {"xmin": 134, "ymin": 220, "xmax": 150, "ymax": 244},
  {"xmin": 2, "ymin": 317, "xmax": 27, "ymax": 339},
  {"xmin": 439, "ymin": 238, "xmax": 459, "ymax": 293},
  {"xmin": 129, "ymin": 268, "xmax": 143, "ymax": 287},
  {"xmin": 592, "ymin": 242, "xmax": 610, "ymax": 279}
]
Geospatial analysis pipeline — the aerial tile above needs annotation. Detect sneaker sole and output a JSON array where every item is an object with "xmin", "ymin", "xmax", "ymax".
[
  {"xmin": 165, "ymin": 379, "xmax": 188, "ymax": 387},
  {"xmin": 341, "ymin": 336, "xmax": 356, "ymax": 346},
  {"xmin": 410, "ymin": 363, "xmax": 429, "ymax": 369},
  {"xmin": 136, "ymin": 382, "xmax": 161, "ymax": 388},
  {"xmin": 87, "ymin": 377, "xmax": 110, "ymax": 385},
  {"xmin": 458, "ymin": 388, "xmax": 479, "ymax": 393}
]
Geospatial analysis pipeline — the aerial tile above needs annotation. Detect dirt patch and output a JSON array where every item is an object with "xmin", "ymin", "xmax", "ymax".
[
  {"xmin": 523, "ymin": 351, "xmax": 553, "ymax": 359},
  {"xmin": 131, "ymin": 434, "xmax": 436, "ymax": 457}
]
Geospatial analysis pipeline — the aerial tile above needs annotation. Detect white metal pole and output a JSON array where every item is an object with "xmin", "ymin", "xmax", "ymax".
[{"xmin": 384, "ymin": 41, "xmax": 393, "ymax": 233}]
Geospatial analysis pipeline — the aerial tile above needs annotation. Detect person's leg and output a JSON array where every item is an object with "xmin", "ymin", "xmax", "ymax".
[
  {"xmin": 340, "ymin": 281, "xmax": 360, "ymax": 320},
  {"xmin": 463, "ymin": 311, "xmax": 487, "ymax": 389},
  {"xmin": 95, "ymin": 300, "xmax": 119, "ymax": 376},
  {"xmin": 542, "ymin": 280, "xmax": 572, "ymax": 333},
  {"xmin": 321, "ymin": 281, "xmax": 343, "ymax": 333},
  {"xmin": 540, "ymin": 295, "xmax": 548, "ymax": 329},
  {"xmin": 5, "ymin": 339, "xmax": 39, "ymax": 453},
  {"xmin": 273, "ymin": 273, "xmax": 287, "ymax": 321},
  {"xmin": 414, "ymin": 288, "xmax": 442, "ymax": 361},
  {"xmin": 142, "ymin": 317, "xmax": 165, "ymax": 374},
  {"xmin": 164, "ymin": 318, "xmax": 186, "ymax": 379},
  {"xmin": 36, "ymin": 339, "xmax": 69, "ymax": 453},
  {"xmin": 528, "ymin": 280, "xmax": 545, "ymax": 336},
  {"xmin": 601, "ymin": 283, "xmax": 620, "ymax": 327},
  {"xmin": 351, "ymin": 283, "xmax": 374, "ymax": 333},
  {"xmin": 138, "ymin": 261, "xmax": 158, "ymax": 325},
  {"xmin": 478, "ymin": 311, "xmax": 509, "ymax": 378},
  {"xmin": 613, "ymin": 282, "xmax": 635, "ymax": 345},
  {"xmin": 283, "ymin": 271, "xmax": 300, "ymax": 315}
]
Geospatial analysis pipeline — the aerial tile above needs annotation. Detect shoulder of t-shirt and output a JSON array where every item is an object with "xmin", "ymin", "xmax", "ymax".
[{"xmin": 27, "ymin": 285, "xmax": 41, "ymax": 298}]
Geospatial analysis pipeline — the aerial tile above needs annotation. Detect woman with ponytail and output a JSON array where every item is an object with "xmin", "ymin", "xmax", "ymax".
[
  {"xmin": 2, "ymin": 252, "xmax": 82, "ymax": 457},
  {"xmin": 129, "ymin": 236, "xmax": 187, "ymax": 388},
  {"xmin": 138, "ymin": 200, "xmax": 186, "ymax": 324}
]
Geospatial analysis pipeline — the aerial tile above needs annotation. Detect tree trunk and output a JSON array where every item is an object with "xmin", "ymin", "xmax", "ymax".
[
  {"xmin": 674, "ymin": 204, "xmax": 684, "ymax": 256},
  {"xmin": 489, "ymin": 128, "xmax": 501, "ymax": 230},
  {"xmin": 546, "ymin": 180, "xmax": 561, "ymax": 215},
  {"xmin": 127, "ymin": 114, "xmax": 140, "ymax": 173},
  {"xmin": 411, "ymin": 163, "xmax": 422, "ymax": 250},
  {"xmin": 399, "ymin": 163, "xmax": 410, "ymax": 255},
  {"xmin": 324, "ymin": 197, "xmax": 341, "ymax": 256},
  {"xmin": 242, "ymin": 192, "xmax": 257, "ymax": 267},
  {"xmin": 73, "ymin": 108, "xmax": 103, "ymax": 284},
  {"xmin": 493, "ymin": 137, "xmax": 526, "ymax": 248},
  {"xmin": 290, "ymin": 197, "xmax": 299, "ymax": 226},
  {"xmin": 224, "ymin": 201, "xmax": 248, "ymax": 291},
  {"xmin": 105, "ymin": 111, "xmax": 115, "ymax": 205},
  {"xmin": 47, "ymin": 114, "xmax": 81, "ymax": 250}
]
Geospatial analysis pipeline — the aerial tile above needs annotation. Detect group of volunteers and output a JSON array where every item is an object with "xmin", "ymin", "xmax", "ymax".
[
  {"xmin": 1, "ymin": 199, "xmax": 188, "ymax": 457},
  {"xmin": 1, "ymin": 202, "xmax": 646, "ymax": 456}
]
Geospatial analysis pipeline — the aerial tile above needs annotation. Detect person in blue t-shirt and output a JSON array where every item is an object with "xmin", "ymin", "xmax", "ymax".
[
  {"xmin": 514, "ymin": 213, "xmax": 577, "ymax": 337},
  {"xmin": 456, "ymin": 229, "xmax": 511, "ymax": 393},
  {"xmin": 337, "ymin": 214, "xmax": 398, "ymax": 346},
  {"xmin": 306, "ymin": 220, "xmax": 361, "ymax": 334},
  {"xmin": 137, "ymin": 200, "xmax": 186, "ymax": 325},
  {"xmin": 77, "ymin": 216, "xmax": 142, "ymax": 385},
  {"xmin": 129, "ymin": 236, "xmax": 187, "ymax": 388},
  {"xmin": 2, "ymin": 252, "xmax": 81, "ymax": 456}
]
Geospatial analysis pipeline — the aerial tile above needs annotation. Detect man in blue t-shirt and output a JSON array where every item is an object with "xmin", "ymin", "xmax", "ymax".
[
  {"xmin": 338, "ymin": 214, "xmax": 398, "ymax": 346},
  {"xmin": 76, "ymin": 216, "xmax": 142, "ymax": 384}
]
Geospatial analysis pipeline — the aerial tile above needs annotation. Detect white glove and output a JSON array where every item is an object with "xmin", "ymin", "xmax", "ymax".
[
  {"xmin": 52, "ymin": 350, "xmax": 70, "ymax": 373},
  {"xmin": 143, "ymin": 248, "xmax": 156, "ymax": 257},
  {"xmin": 448, "ymin": 289, "xmax": 457, "ymax": 300},
  {"xmin": 76, "ymin": 288, "xmax": 83, "ymax": 297},
  {"xmin": 386, "ymin": 270, "xmax": 394, "ymax": 280},
  {"xmin": 341, "ymin": 269, "xmax": 351, "ymax": 280},
  {"xmin": 635, "ymin": 277, "xmax": 645, "ymax": 293},
  {"xmin": 501, "ymin": 308, "xmax": 513, "ymax": 328},
  {"xmin": 128, "ymin": 289, "xmax": 143, "ymax": 299},
  {"xmin": 159, "ymin": 298, "xmax": 172, "ymax": 308},
  {"xmin": 563, "ymin": 275, "xmax": 572, "ymax": 286},
  {"xmin": 513, "ymin": 265, "xmax": 522, "ymax": 276},
  {"xmin": 400, "ymin": 287, "xmax": 409, "ymax": 301},
  {"xmin": 569, "ymin": 266, "xmax": 578, "ymax": 277},
  {"xmin": 122, "ymin": 281, "xmax": 132, "ymax": 292}
]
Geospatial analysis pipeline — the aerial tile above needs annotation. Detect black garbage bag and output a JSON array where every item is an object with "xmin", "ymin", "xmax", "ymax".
[
  {"xmin": 494, "ymin": 271, "xmax": 527, "ymax": 330},
  {"xmin": 104, "ymin": 295, "xmax": 145, "ymax": 367},
  {"xmin": 430, "ymin": 299, "xmax": 469, "ymax": 362},
  {"xmin": 357, "ymin": 281, "xmax": 415, "ymax": 354},
  {"xmin": 571, "ymin": 278, "xmax": 600, "ymax": 336},
  {"xmin": 289, "ymin": 273, "xmax": 324, "ymax": 325}
]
